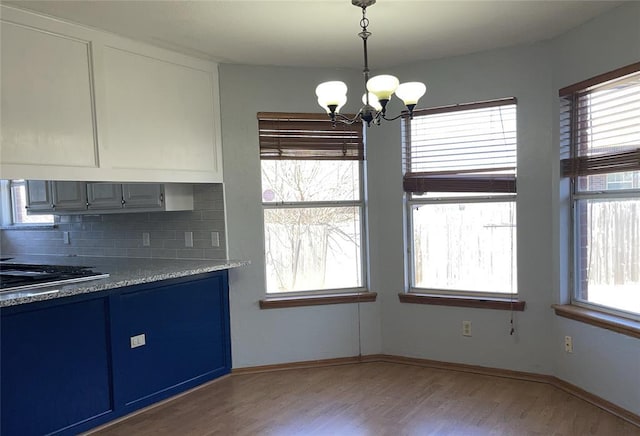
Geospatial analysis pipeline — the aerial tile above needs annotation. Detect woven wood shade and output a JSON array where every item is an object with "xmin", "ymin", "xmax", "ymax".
[{"xmin": 258, "ymin": 112, "xmax": 364, "ymax": 160}]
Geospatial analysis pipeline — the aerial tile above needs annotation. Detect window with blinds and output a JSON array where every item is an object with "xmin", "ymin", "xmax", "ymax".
[
  {"xmin": 403, "ymin": 98, "xmax": 517, "ymax": 194},
  {"xmin": 403, "ymin": 98, "xmax": 518, "ymax": 296},
  {"xmin": 560, "ymin": 63, "xmax": 640, "ymax": 182},
  {"xmin": 257, "ymin": 112, "xmax": 366, "ymax": 295},
  {"xmin": 560, "ymin": 62, "xmax": 640, "ymax": 319}
]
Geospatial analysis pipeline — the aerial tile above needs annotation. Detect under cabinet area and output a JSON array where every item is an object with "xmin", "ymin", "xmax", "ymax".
[
  {"xmin": 0, "ymin": 270, "xmax": 231, "ymax": 436},
  {"xmin": 26, "ymin": 181, "xmax": 194, "ymax": 214}
]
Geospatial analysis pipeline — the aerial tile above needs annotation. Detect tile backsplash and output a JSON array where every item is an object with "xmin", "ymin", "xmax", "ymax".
[{"xmin": 0, "ymin": 184, "xmax": 227, "ymax": 260}]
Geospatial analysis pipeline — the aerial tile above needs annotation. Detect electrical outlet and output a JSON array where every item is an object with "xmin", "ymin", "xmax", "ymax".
[
  {"xmin": 462, "ymin": 320, "xmax": 472, "ymax": 337},
  {"xmin": 564, "ymin": 335, "xmax": 573, "ymax": 353},
  {"xmin": 142, "ymin": 232, "xmax": 150, "ymax": 247},
  {"xmin": 130, "ymin": 334, "xmax": 146, "ymax": 349},
  {"xmin": 184, "ymin": 231, "xmax": 193, "ymax": 247},
  {"xmin": 211, "ymin": 231, "xmax": 220, "ymax": 247}
]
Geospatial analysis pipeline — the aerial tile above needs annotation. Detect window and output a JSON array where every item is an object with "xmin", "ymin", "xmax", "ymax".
[
  {"xmin": 403, "ymin": 98, "xmax": 517, "ymax": 296},
  {"xmin": 560, "ymin": 62, "xmax": 640, "ymax": 319},
  {"xmin": 9, "ymin": 180, "xmax": 54, "ymax": 225},
  {"xmin": 258, "ymin": 112, "xmax": 366, "ymax": 294}
]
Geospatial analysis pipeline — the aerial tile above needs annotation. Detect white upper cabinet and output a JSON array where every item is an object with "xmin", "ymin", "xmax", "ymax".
[
  {"xmin": 102, "ymin": 47, "xmax": 220, "ymax": 178},
  {"xmin": 0, "ymin": 6, "xmax": 223, "ymax": 183},
  {"xmin": 0, "ymin": 21, "xmax": 97, "ymax": 168}
]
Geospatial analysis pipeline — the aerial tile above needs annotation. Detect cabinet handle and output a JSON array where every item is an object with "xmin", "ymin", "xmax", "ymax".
[
  {"xmin": 160, "ymin": 193, "xmax": 164, "ymax": 202},
  {"xmin": 52, "ymin": 204, "xmax": 56, "ymax": 209}
]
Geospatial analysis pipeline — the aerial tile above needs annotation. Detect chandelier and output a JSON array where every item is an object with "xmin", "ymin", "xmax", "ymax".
[{"xmin": 315, "ymin": 0, "xmax": 426, "ymax": 127}]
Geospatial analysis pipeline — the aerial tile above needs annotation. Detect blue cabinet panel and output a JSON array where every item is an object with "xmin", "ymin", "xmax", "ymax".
[
  {"xmin": 111, "ymin": 273, "xmax": 230, "ymax": 408},
  {"xmin": 1, "ymin": 297, "xmax": 112, "ymax": 436},
  {"xmin": 0, "ymin": 270, "xmax": 231, "ymax": 435}
]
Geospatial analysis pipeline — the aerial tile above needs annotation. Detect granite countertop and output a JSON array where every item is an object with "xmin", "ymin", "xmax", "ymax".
[{"xmin": 0, "ymin": 255, "xmax": 249, "ymax": 307}]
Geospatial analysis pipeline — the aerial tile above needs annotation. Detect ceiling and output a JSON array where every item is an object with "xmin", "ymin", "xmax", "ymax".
[{"xmin": 2, "ymin": 0, "xmax": 623, "ymax": 69}]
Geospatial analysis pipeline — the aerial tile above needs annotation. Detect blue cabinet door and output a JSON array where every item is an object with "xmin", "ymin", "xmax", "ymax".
[
  {"xmin": 111, "ymin": 272, "xmax": 230, "ymax": 410},
  {"xmin": 1, "ymin": 297, "xmax": 112, "ymax": 436}
]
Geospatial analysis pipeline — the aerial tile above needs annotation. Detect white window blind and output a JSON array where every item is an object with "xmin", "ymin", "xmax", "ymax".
[
  {"xmin": 560, "ymin": 63, "xmax": 640, "ymax": 178},
  {"xmin": 403, "ymin": 98, "xmax": 517, "ymax": 193}
]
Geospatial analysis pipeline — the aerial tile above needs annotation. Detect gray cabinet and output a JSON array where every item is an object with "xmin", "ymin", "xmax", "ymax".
[
  {"xmin": 122, "ymin": 184, "xmax": 163, "ymax": 209},
  {"xmin": 26, "ymin": 181, "xmax": 87, "ymax": 212},
  {"xmin": 87, "ymin": 183, "xmax": 124, "ymax": 210},
  {"xmin": 52, "ymin": 182, "xmax": 87, "ymax": 211},
  {"xmin": 28, "ymin": 182, "xmax": 194, "ymax": 214},
  {"xmin": 25, "ymin": 181, "xmax": 53, "ymax": 212}
]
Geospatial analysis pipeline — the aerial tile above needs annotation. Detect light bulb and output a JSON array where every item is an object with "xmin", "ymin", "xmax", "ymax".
[
  {"xmin": 366, "ymin": 75, "xmax": 399, "ymax": 101},
  {"xmin": 396, "ymin": 82, "xmax": 426, "ymax": 106},
  {"xmin": 362, "ymin": 92, "xmax": 382, "ymax": 111},
  {"xmin": 319, "ymin": 95, "xmax": 347, "ymax": 114}
]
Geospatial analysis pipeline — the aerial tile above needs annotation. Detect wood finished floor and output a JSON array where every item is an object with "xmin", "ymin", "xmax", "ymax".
[{"xmin": 91, "ymin": 362, "xmax": 640, "ymax": 436}]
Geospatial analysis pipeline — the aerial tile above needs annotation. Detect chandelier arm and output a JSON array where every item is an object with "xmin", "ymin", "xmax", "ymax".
[
  {"xmin": 380, "ymin": 113, "xmax": 406, "ymax": 122},
  {"xmin": 335, "ymin": 113, "xmax": 362, "ymax": 125}
]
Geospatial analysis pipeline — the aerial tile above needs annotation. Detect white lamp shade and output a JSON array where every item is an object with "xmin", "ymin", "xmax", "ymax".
[
  {"xmin": 362, "ymin": 92, "xmax": 382, "ymax": 111},
  {"xmin": 366, "ymin": 75, "xmax": 399, "ymax": 100},
  {"xmin": 396, "ymin": 82, "xmax": 426, "ymax": 105},
  {"xmin": 315, "ymin": 81, "xmax": 348, "ymax": 109},
  {"xmin": 319, "ymin": 95, "xmax": 347, "ymax": 114}
]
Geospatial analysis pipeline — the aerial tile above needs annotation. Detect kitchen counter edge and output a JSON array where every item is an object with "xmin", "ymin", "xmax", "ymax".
[{"xmin": 0, "ymin": 257, "xmax": 249, "ymax": 307}]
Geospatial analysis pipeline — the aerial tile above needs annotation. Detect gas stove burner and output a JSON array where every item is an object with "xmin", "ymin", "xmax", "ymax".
[{"xmin": 0, "ymin": 263, "xmax": 109, "ymax": 292}]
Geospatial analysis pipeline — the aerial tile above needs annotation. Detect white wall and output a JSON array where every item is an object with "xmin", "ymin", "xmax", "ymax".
[
  {"xmin": 220, "ymin": 65, "xmax": 382, "ymax": 367},
  {"xmin": 219, "ymin": 1, "xmax": 639, "ymax": 414},
  {"xmin": 550, "ymin": 2, "xmax": 640, "ymax": 415},
  {"xmin": 376, "ymin": 43, "xmax": 556, "ymax": 374}
]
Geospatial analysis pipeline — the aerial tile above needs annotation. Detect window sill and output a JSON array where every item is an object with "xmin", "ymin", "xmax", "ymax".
[
  {"xmin": 552, "ymin": 304, "xmax": 640, "ymax": 339},
  {"xmin": 398, "ymin": 292, "xmax": 525, "ymax": 311},
  {"xmin": 259, "ymin": 292, "xmax": 377, "ymax": 309}
]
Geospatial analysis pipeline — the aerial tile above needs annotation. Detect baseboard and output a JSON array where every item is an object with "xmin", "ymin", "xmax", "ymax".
[
  {"xmin": 231, "ymin": 355, "xmax": 368, "ymax": 374},
  {"xmin": 232, "ymin": 354, "xmax": 640, "ymax": 428},
  {"xmin": 549, "ymin": 376, "xmax": 640, "ymax": 428}
]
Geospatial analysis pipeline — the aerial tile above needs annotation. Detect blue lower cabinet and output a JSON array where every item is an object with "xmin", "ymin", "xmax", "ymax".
[
  {"xmin": 111, "ymin": 272, "xmax": 231, "ymax": 410},
  {"xmin": 1, "ymin": 297, "xmax": 112, "ymax": 436},
  {"xmin": 0, "ymin": 270, "xmax": 231, "ymax": 436}
]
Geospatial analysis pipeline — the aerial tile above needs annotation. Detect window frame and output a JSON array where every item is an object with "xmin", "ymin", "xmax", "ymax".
[
  {"xmin": 258, "ymin": 112, "xmax": 368, "ymax": 296},
  {"xmin": 560, "ymin": 62, "xmax": 640, "ymax": 321},
  {"xmin": 403, "ymin": 98, "xmax": 519, "ymax": 299},
  {"xmin": 4, "ymin": 180, "xmax": 55, "ymax": 227}
]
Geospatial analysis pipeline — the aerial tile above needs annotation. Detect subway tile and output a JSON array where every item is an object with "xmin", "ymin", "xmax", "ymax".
[
  {"xmin": 78, "ymin": 247, "xmax": 106, "ymax": 257},
  {"xmin": 176, "ymin": 249, "xmax": 205, "ymax": 259},
  {"xmin": 126, "ymin": 248, "xmax": 152, "ymax": 258},
  {"xmin": 201, "ymin": 210, "xmax": 225, "ymax": 221},
  {"xmin": 73, "ymin": 239, "xmax": 115, "ymax": 248},
  {"xmin": 5, "ymin": 184, "xmax": 227, "ymax": 260},
  {"xmin": 114, "ymin": 239, "xmax": 143, "ymax": 249},
  {"xmin": 203, "ymin": 248, "xmax": 227, "ymax": 260},
  {"xmin": 151, "ymin": 248, "xmax": 177, "ymax": 259},
  {"xmin": 103, "ymin": 248, "xmax": 128, "ymax": 257}
]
